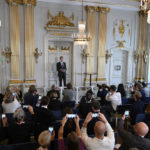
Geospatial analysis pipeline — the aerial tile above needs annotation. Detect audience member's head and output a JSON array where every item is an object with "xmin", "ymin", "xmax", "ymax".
[
  {"xmin": 41, "ymin": 96, "xmax": 50, "ymax": 106},
  {"xmin": 13, "ymin": 108, "xmax": 25, "ymax": 123},
  {"xmin": 102, "ymin": 84, "xmax": 106, "ymax": 90},
  {"xmin": 63, "ymin": 107, "xmax": 73, "ymax": 116},
  {"xmin": 50, "ymin": 92, "xmax": 58, "ymax": 100},
  {"xmin": 109, "ymin": 85, "xmax": 116, "ymax": 93},
  {"xmin": 142, "ymin": 82, "xmax": 147, "ymax": 88},
  {"xmin": 133, "ymin": 91, "xmax": 142, "ymax": 101},
  {"xmin": 4, "ymin": 92, "xmax": 14, "ymax": 104},
  {"xmin": 134, "ymin": 122, "xmax": 149, "ymax": 137},
  {"xmin": 38, "ymin": 130, "xmax": 51, "ymax": 150},
  {"xmin": 92, "ymin": 101, "xmax": 100, "ymax": 113},
  {"xmin": 134, "ymin": 83, "xmax": 142, "ymax": 91},
  {"xmin": 67, "ymin": 131, "xmax": 80, "ymax": 150},
  {"xmin": 51, "ymin": 84, "xmax": 56, "ymax": 90},
  {"xmin": 94, "ymin": 121, "xmax": 106, "ymax": 138},
  {"xmin": 28, "ymin": 85, "xmax": 37, "ymax": 94},
  {"xmin": 67, "ymin": 83, "xmax": 73, "ymax": 89},
  {"xmin": 86, "ymin": 90, "xmax": 93, "ymax": 101},
  {"xmin": 117, "ymin": 83, "xmax": 126, "ymax": 97}
]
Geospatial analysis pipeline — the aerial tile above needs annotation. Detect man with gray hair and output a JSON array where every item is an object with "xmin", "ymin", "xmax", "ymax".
[{"xmin": 81, "ymin": 112, "xmax": 115, "ymax": 150}]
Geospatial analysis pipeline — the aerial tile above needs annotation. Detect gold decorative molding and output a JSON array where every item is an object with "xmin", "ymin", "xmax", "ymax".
[
  {"xmin": 116, "ymin": 40, "xmax": 126, "ymax": 49},
  {"xmin": 135, "ymin": 77, "xmax": 144, "ymax": 80},
  {"xmin": 86, "ymin": 5, "xmax": 110, "ymax": 13},
  {"xmin": 24, "ymin": 80, "xmax": 36, "ymax": 84},
  {"xmin": 6, "ymin": 0, "xmax": 36, "ymax": 6},
  {"xmin": 45, "ymin": 11, "xmax": 74, "ymax": 30},
  {"xmin": 61, "ymin": 46, "xmax": 70, "ymax": 51},
  {"xmin": 96, "ymin": 78, "xmax": 106, "ymax": 81},
  {"xmin": 84, "ymin": 78, "xmax": 106, "ymax": 82},
  {"xmin": 51, "ymin": 32, "xmax": 72, "ymax": 36},
  {"xmin": 9, "ymin": 80, "xmax": 23, "ymax": 84},
  {"xmin": 48, "ymin": 45, "xmax": 57, "ymax": 51},
  {"xmin": 118, "ymin": 20, "xmax": 125, "ymax": 38},
  {"xmin": 105, "ymin": 50, "xmax": 112, "ymax": 63}
]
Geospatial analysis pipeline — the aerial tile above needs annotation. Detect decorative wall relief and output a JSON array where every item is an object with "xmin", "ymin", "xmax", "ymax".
[
  {"xmin": 112, "ymin": 19, "xmax": 131, "ymax": 50},
  {"xmin": 45, "ymin": 11, "xmax": 75, "ymax": 31},
  {"xmin": 61, "ymin": 46, "xmax": 70, "ymax": 51},
  {"xmin": 118, "ymin": 20, "xmax": 125, "ymax": 38}
]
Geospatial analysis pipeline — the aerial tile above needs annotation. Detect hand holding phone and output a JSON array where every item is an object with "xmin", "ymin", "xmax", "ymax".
[
  {"xmin": 66, "ymin": 114, "xmax": 76, "ymax": 119},
  {"xmin": 125, "ymin": 110, "xmax": 129, "ymax": 118},
  {"xmin": 92, "ymin": 113, "xmax": 99, "ymax": 118}
]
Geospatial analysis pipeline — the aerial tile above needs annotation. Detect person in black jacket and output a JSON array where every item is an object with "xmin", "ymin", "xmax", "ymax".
[
  {"xmin": 57, "ymin": 56, "xmax": 67, "ymax": 87},
  {"xmin": 24, "ymin": 85, "xmax": 39, "ymax": 108},
  {"xmin": 118, "ymin": 114, "xmax": 150, "ymax": 150},
  {"xmin": 47, "ymin": 84, "xmax": 60, "ymax": 99},
  {"xmin": 130, "ymin": 91, "xmax": 144, "ymax": 125},
  {"xmin": 33, "ymin": 96, "xmax": 55, "ymax": 139}
]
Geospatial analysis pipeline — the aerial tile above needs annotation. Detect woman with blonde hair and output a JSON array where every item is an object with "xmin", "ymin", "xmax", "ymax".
[{"xmin": 37, "ymin": 130, "xmax": 54, "ymax": 150}]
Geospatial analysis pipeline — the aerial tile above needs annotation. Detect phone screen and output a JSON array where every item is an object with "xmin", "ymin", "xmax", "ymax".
[
  {"xmin": 12, "ymin": 92, "xmax": 15, "ymax": 96},
  {"xmin": 92, "ymin": 113, "xmax": 99, "ymax": 118},
  {"xmin": 125, "ymin": 111, "xmax": 129, "ymax": 118},
  {"xmin": 39, "ymin": 95, "xmax": 42, "ymax": 99},
  {"xmin": 48, "ymin": 127, "xmax": 53, "ymax": 133},
  {"xmin": 23, "ymin": 105, "xmax": 28, "ymax": 109},
  {"xmin": 2, "ymin": 114, "xmax": 6, "ymax": 119},
  {"xmin": 67, "ymin": 114, "xmax": 76, "ymax": 119}
]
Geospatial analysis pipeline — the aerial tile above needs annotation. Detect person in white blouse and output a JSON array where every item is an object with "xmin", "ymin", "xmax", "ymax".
[
  {"xmin": 2, "ymin": 92, "xmax": 21, "ymax": 114},
  {"xmin": 81, "ymin": 112, "xmax": 115, "ymax": 150},
  {"xmin": 105, "ymin": 85, "xmax": 122, "ymax": 111}
]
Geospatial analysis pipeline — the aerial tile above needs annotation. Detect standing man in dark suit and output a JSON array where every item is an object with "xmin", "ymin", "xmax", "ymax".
[{"xmin": 57, "ymin": 56, "xmax": 67, "ymax": 87}]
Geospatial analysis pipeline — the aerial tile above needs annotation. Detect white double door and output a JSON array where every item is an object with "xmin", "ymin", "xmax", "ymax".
[{"xmin": 47, "ymin": 41, "xmax": 73, "ymax": 87}]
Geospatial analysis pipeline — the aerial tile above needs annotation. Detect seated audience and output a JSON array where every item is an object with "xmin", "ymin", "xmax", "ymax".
[
  {"xmin": 118, "ymin": 114, "xmax": 150, "ymax": 150},
  {"xmin": 32, "ymin": 96, "xmax": 55, "ymax": 138},
  {"xmin": 48, "ymin": 92, "xmax": 62, "ymax": 110},
  {"xmin": 63, "ymin": 83, "xmax": 76, "ymax": 102},
  {"xmin": 105, "ymin": 85, "xmax": 122, "ymax": 112},
  {"xmin": 2, "ymin": 108, "xmax": 33, "ymax": 144},
  {"xmin": 58, "ymin": 115, "xmax": 85, "ymax": 150},
  {"xmin": 117, "ymin": 83, "xmax": 126, "ymax": 98},
  {"xmin": 97, "ymin": 84, "xmax": 108, "ymax": 106},
  {"xmin": 24, "ymin": 85, "xmax": 39, "ymax": 107},
  {"xmin": 130, "ymin": 91, "xmax": 145, "ymax": 124},
  {"xmin": 81, "ymin": 112, "xmax": 115, "ymax": 150},
  {"xmin": 37, "ymin": 130, "xmax": 54, "ymax": 150},
  {"xmin": 2, "ymin": 92, "xmax": 21, "ymax": 114},
  {"xmin": 142, "ymin": 82, "xmax": 149, "ymax": 97},
  {"xmin": 47, "ymin": 84, "xmax": 60, "ymax": 99},
  {"xmin": 78, "ymin": 90, "xmax": 94, "ymax": 118}
]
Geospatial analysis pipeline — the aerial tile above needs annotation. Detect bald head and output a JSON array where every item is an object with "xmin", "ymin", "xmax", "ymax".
[
  {"xmin": 94, "ymin": 121, "xmax": 106, "ymax": 137},
  {"xmin": 134, "ymin": 122, "xmax": 149, "ymax": 137}
]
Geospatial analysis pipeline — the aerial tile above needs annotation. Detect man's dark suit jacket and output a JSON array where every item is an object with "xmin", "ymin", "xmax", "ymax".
[
  {"xmin": 118, "ymin": 120, "xmax": 150, "ymax": 150},
  {"xmin": 57, "ymin": 62, "xmax": 67, "ymax": 77}
]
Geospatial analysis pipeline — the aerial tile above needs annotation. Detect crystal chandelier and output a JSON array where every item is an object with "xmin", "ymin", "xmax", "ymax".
[
  {"xmin": 73, "ymin": 0, "xmax": 90, "ymax": 46},
  {"xmin": 140, "ymin": 0, "xmax": 150, "ymax": 24}
]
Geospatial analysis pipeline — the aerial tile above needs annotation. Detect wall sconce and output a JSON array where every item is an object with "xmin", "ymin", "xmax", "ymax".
[
  {"xmin": 143, "ymin": 50, "xmax": 148, "ymax": 64},
  {"xmin": 134, "ymin": 51, "xmax": 139, "ymax": 63},
  {"xmin": 34, "ymin": 48, "xmax": 42, "ymax": 63},
  {"xmin": 81, "ymin": 49, "xmax": 89, "ymax": 64},
  {"xmin": 105, "ymin": 50, "xmax": 112, "ymax": 63},
  {"xmin": 2, "ymin": 47, "xmax": 11, "ymax": 63}
]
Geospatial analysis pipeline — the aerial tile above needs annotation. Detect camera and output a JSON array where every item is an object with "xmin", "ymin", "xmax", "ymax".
[
  {"xmin": 48, "ymin": 127, "xmax": 54, "ymax": 134},
  {"xmin": 92, "ymin": 113, "xmax": 99, "ymax": 118}
]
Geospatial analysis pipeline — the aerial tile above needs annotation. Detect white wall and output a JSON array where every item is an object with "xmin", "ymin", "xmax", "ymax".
[{"xmin": 0, "ymin": 0, "xmax": 140, "ymax": 93}]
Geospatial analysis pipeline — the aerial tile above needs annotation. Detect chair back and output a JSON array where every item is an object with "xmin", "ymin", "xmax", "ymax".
[{"xmin": 136, "ymin": 113, "xmax": 145, "ymax": 123}]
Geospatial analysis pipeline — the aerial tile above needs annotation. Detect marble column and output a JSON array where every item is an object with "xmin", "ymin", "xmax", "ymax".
[
  {"xmin": 97, "ymin": 7, "xmax": 110, "ymax": 82},
  {"xmin": 135, "ymin": 11, "xmax": 147, "ymax": 81}
]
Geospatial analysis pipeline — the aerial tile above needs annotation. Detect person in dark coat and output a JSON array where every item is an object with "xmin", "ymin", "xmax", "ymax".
[{"xmin": 57, "ymin": 56, "xmax": 67, "ymax": 87}]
